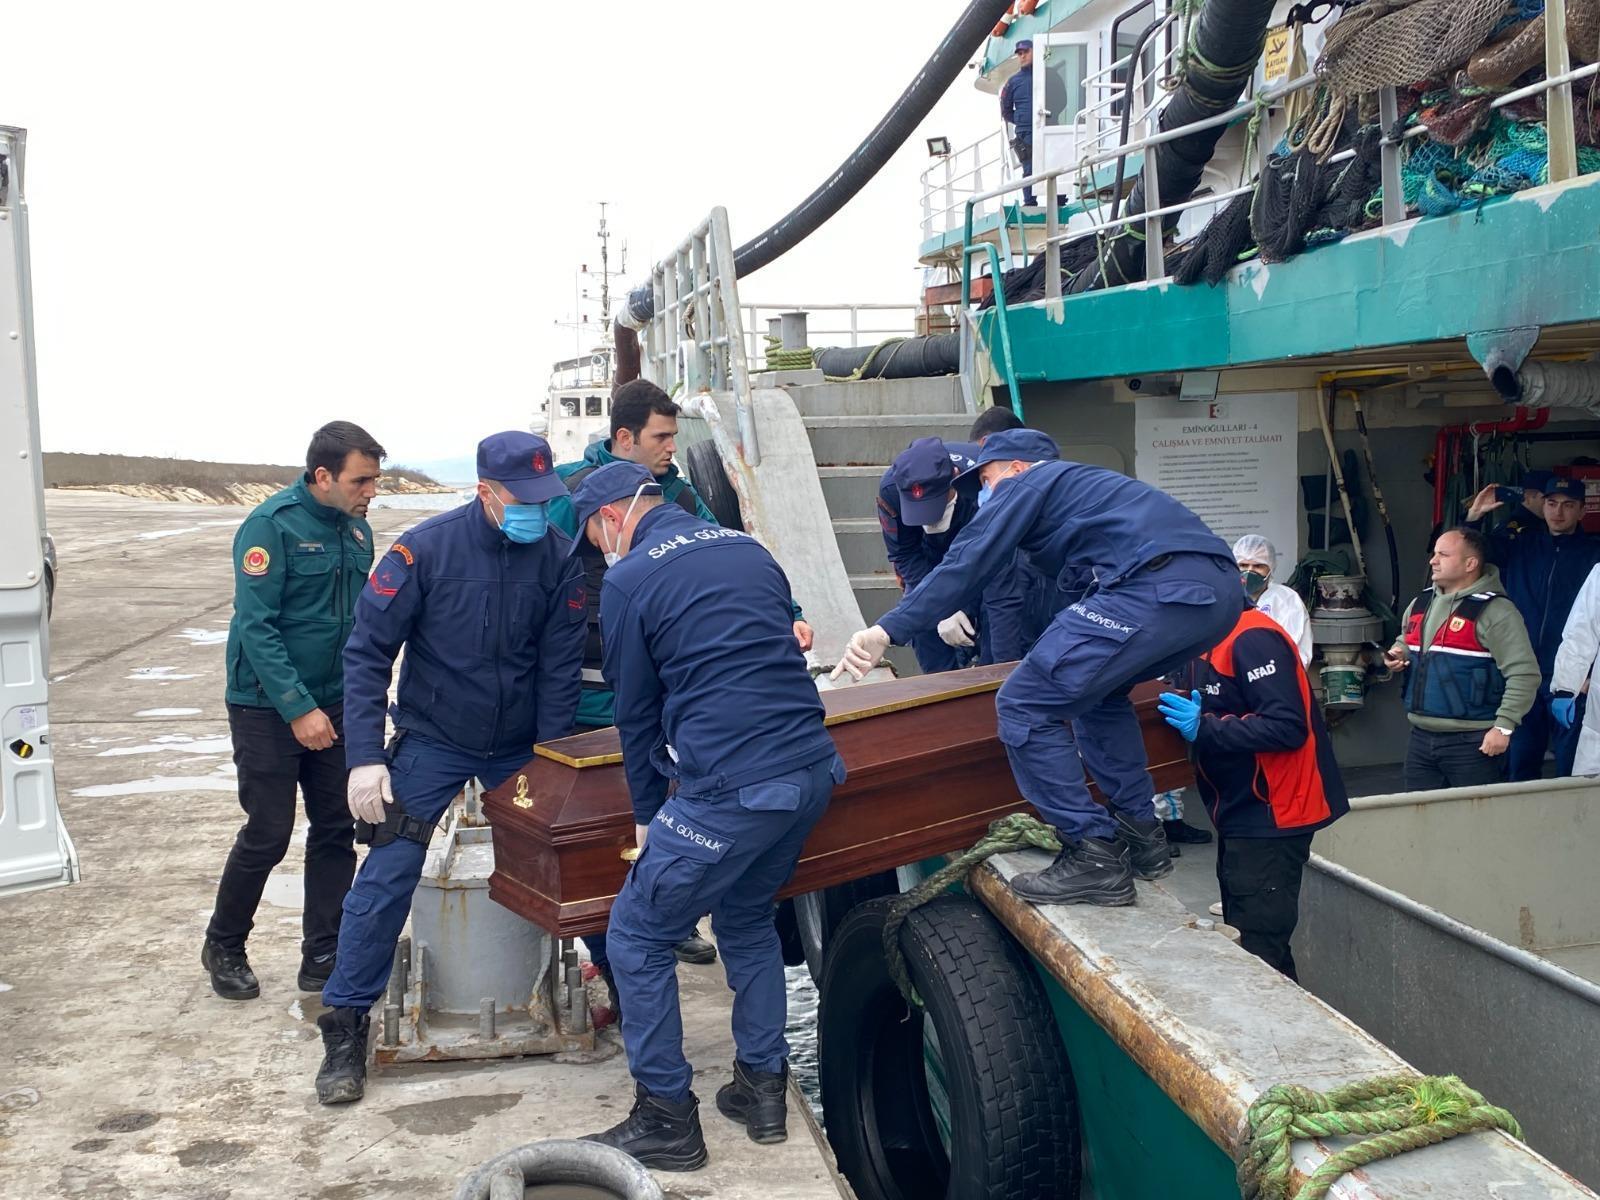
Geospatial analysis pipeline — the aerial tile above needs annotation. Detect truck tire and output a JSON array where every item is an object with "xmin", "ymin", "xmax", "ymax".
[
  {"xmin": 794, "ymin": 871, "xmax": 899, "ymax": 984},
  {"xmin": 682, "ymin": 439, "xmax": 743, "ymax": 531},
  {"xmin": 818, "ymin": 895, "xmax": 1081, "ymax": 1200}
]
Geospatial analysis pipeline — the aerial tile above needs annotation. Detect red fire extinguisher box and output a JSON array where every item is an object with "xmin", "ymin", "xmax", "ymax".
[{"xmin": 1554, "ymin": 466, "xmax": 1600, "ymax": 534}]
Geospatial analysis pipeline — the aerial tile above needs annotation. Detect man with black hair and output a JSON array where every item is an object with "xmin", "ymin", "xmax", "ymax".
[
  {"xmin": 549, "ymin": 380, "xmax": 811, "ymax": 974},
  {"xmin": 968, "ymin": 404, "xmax": 1024, "ymax": 444},
  {"xmin": 203, "ymin": 421, "xmax": 385, "ymax": 1002}
]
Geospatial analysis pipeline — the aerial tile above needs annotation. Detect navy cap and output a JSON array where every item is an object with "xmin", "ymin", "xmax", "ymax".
[
  {"xmin": 567, "ymin": 461, "xmax": 662, "ymax": 553},
  {"xmin": 477, "ymin": 431, "xmax": 566, "ymax": 504},
  {"xmin": 1521, "ymin": 469, "xmax": 1554, "ymax": 493},
  {"xmin": 1014, "ymin": 38, "xmax": 1033, "ymax": 53},
  {"xmin": 892, "ymin": 438, "xmax": 964, "ymax": 525},
  {"xmin": 1546, "ymin": 477, "xmax": 1588, "ymax": 502},
  {"xmin": 973, "ymin": 428, "xmax": 1060, "ymax": 469}
]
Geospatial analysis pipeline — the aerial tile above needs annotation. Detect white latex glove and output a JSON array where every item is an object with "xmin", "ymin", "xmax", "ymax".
[
  {"xmin": 635, "ymin": 822, "xmax": 650, "ymax": 850},
  {"xmin": 938, "ymin": 610, "xmax": 976, "ymax": 648},
  {"xmin": 348, "ymin": 763, "xmax": 393, "ymax": 824},
  {"xmin": 831, "ymin": 625, "xmax": 891, "ymax": 682}
]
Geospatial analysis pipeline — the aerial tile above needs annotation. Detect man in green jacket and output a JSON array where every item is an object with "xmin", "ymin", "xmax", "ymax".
[
  {"xmin": 1385, "ymin": 527, "xmax": 1540, "ymax": 791},
  {"xmin": 548, "ymin": 380, "xmax": 813, "ymax": 976},
  {"xmin": 203, "ymin": 421, "xmax": 385, "ymax": 1001}
]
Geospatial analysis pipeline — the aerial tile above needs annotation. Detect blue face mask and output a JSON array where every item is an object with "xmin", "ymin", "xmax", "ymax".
[
  {"xmin": 977, "ymin": 484, "xmax": 993, "ymax": 508},
  {"xmin": 496, "ymin": 496, "xmax": 548, "ymax": 544}
]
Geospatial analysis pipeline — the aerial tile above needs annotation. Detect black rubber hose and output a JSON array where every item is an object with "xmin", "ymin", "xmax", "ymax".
[
  {"xmin": 732, "ymin": 0, "xmax": 1018, "ymax": 279},
  {"xmin": 614, "ymin": 0, "xmax": 1014, "ymax": 345},
  {"xmin": 813, "ymin": 334, "xmax": 962, "ymax": 380},
  {"xmin": 1070, "ymin": 0, "xmax": 1278, "ymax": 293}
]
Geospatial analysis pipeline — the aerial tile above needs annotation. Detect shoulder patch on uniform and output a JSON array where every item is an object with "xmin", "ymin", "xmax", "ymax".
[
  {"xmin": 353, "ymin": 527, "xmax": 366, "ymax": 544},
  {"xmin": 393, "ymin": 543, "xmax": 414, "ymax": 566},
  {"xmin": 241, "ymin": 546, "xmax": 270, "ymax": 576},
  {"xmin": 367, "ymin": 557, "xmax": 410, "ymax": 610}
]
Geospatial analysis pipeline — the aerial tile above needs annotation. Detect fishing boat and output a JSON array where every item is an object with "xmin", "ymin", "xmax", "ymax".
[{"xmin": 545, "ymin": 0, "xmax": 1600, "ymax": 1194}]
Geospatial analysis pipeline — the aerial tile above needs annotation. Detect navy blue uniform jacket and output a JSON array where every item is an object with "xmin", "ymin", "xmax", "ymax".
[
  {"xmin": 1000, "ymin": 67, "xmax": 1033, "ymax": 134},
  {"xmin": 877, "ymin": 459, "xmax": 1232, "ymax": 646},
  {"xmin": 1486, "ymin": 523, "xmax": 1600, "ymax": 676},
  {"xmin": 876, "ymin": 441, "xmax": 1047, "ymax": 661},
  {"xmin": 601, "ymin": 504, "xmax": 835, "ymax": 823},
  {"xmin": 342, "ymin": 501, "xmax": 587, "ymax": 768}
]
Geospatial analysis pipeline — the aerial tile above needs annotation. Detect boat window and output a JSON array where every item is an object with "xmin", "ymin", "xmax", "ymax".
[
  {"xmin": 1042, "ymin": 42, "xmax": 1089, "ymax": 127},
  {"xmin": 560, "ymin": 396, "xmax": 580, "ymax": 418},
  {"xmin": 585, "ymin": 396, "xmax": 603, "ymax": 417}
]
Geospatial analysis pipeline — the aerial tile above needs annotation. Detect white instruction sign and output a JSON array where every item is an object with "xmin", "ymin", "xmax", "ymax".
[{"xmin": 1134, "ymin": 393, "xmax": 1299, "ymax": 578}]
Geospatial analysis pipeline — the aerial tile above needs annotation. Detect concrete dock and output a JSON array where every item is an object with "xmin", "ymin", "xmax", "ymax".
[{"xmin": 0, "ymin": 491, "xmax": 850, "ymax": 1200}]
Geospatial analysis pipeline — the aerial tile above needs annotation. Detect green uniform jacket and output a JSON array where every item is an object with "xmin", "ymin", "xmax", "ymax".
[
  {"xmin": 224, "ymin": 479, "xmax": 375, "ymax": 721},
  {"xmin": 1390, "ymin": 564, "xmax": 1540, "ymax": 733},
  {"xmin": 547, "ymin": 439, "xmax": 802, "ymax": 729}
]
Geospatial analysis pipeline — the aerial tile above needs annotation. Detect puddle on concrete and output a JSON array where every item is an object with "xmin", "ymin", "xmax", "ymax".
[
  {"xmin": 260, "ymin": 874, "xmax": 303, "ymax": 909},
  {"xmin": 96, "ymin": 734, "xmax": 232, "ymax": 758},
  {"xmin": 175, "ymin": 1138, "xmax": 252, "ymax": 1167},
  {"xmin": 73, "ymin": 770, "xmax": 237, "ymax": 797},
  {"xmin": 96, "ymin": 1111, "xmax": 159, "ymax": 1133},
  {"xmin": 382, "ymin": 1092, "xmax": 521, "ymax": 1136},
  {"xmin": 136, "ymin": 527, "xmax": 204, "ymax": 540},
  {"xmin": 126, "ymin": 666, "xmax": 199, "ymax": 683},
  {"xmin": 173, "ymin": 628, "xmax": 228, "ymax": 646},
  {"xmin": 134, "ymin": 708, "xmax": 201, "ymax": 717}
]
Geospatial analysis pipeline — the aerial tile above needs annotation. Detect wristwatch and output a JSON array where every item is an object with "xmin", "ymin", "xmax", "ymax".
[{"xmin": 1494, "ymin": 726, "xmax": 1514, "ymax": 736}]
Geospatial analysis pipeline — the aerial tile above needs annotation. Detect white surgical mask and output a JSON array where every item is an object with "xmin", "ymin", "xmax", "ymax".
[
  {"xmin": 600, "ymin": 482, "xmax": 651, "ymax": 567},
  {"xmin": 922, "ymin": 494, "xmax": 958, "ymax": 535}
]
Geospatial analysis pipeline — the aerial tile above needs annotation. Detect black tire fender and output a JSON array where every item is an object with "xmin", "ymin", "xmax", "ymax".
[
  {"xmin": 794, "ymin": 871, "xmax": 899, "ymax": 984},
  {"xmin": 818, "ymin": 895, "xmax": 1082, "ymax": 1200},
  {"xmin": 682, "ymin": 439, "xmax": 743, "ymax": 532}
]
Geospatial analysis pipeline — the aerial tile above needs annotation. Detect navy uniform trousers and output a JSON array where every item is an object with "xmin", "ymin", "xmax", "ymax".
[
  {"xmin": 321, "ymin": 733, "xmax": 528, "ymax": 1010},
  {"xmin": 608, "ymin": 753, "xmax": 844, "ymax": 1102},
  {"xmin": 995, "ymin": 553, "xmax": 1240, "ymax": 842}
]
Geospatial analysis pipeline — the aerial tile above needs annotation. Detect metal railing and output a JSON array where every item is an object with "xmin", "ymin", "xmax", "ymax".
[
  {"xmin": 920, "ymin": 128, "xmax": 1015, "ymax": 243},
  {"xmin": 640, "ymin": 207, "xmax": 761, "ymax": 465},
  {"xmin": 740, "ymin": 302, "xmax": 918, "ymax": 368},
  {"xmin": 963, "ymin": 0, "xmax": 1599, "ymax": 308}
]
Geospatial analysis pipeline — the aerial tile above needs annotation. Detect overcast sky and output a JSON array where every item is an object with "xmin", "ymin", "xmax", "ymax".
[{"xmin": 3, "ymin": 2, "xmax": 998, "ymax": 469}]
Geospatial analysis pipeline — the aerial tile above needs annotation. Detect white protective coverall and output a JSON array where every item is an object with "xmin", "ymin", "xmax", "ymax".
[
  {"xmin": 1233, "ymin": 534, "xmax": 1314, "ymax": 667},
  {"xmin": 1551, "ymin": 564, "xmax": 1600, "ymax": 776}
]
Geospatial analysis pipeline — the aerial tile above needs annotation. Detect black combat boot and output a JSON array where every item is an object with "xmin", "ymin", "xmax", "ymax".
[
  {"xmin": 584, "ymin": 1083, "xmax": 708, "ymax": 1171},
  {"xmin": 297, "ymin": 951, "xmax": 337, "ymax": 993},
  {"xmin": 1008, "ymin": 838, "xmax": 1137, "ymax": 906},
  {"xmin": 1163, "ymin": 818, "xmax": 1213, "ymax": 845},
  {"xmin": 315, "ymin": 1007, "xmax": 370, "ymax": 1105},
  {"xmin": 673, "ymin": 924, "xmax": 717, "ymax": 965},
  {"xmin": 1114, "ymin": 810, "xmax": 1174, "ymax": 880},
  {"xmin": 716, "ymin": 1059, "xmax": 789, "ymax": 1144},
  {"xmin": 201, "ymin": 939, "xmax": 260, "ymax": 1000}
]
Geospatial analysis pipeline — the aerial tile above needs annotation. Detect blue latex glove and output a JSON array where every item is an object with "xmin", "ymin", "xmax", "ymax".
[
  {"xmin": 1158, "ymin": 690, "xmax": 1203, "ymax": 743},
  {"xmin": 1551, "ymin": 694, "xmax": 1578, "ymax": 730}
]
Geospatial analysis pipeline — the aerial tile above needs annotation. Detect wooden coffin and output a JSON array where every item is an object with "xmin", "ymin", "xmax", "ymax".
[{"xmin": 483, "ymin": 664, "xmax": 1192, "ymax": 937}]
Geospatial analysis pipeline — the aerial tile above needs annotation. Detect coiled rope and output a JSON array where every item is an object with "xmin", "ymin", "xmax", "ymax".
[
  {"xmin": 882, "ymin": 812, "xmax": 1061, "ymax": 1006},
  {"xmin": 1238, "ymin": 1074, "xmax": 1523, "ymax": 1200},
  {"xmin": 761, "ymin": 334, "xmax": 913, "ymax": 382}
]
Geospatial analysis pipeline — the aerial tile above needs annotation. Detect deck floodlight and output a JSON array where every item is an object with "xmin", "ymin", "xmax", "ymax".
[{"xmin": 927, "ymin": 136, "xmax": 952, "ymax": 157}]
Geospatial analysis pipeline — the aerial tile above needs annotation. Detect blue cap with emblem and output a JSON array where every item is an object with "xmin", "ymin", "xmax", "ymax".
[
  {"xmin": 972, "ymin": 428, "xmax": 1061, "ymax": 469},
  {"xmin": 567, "ymin": 461, "xmax": 663, "ymax": 553},
  {"xmin": 477, "ymin": 431, "xmax": 566, "ymax": 504},
  {"xmin": 1015, "ymin": 38, "xmax": 1033, "ymax": 53},
  {"xmin": 1521, "ymin": 469, "xmax": 1553, "ymax": 494},
  {"xmin": 892, "ymin": 437, "xmax": 969, "ymax": 525},
  {"xmin": 1546, "ymin": 477, "xmax": 1588, "ymax": 502}
]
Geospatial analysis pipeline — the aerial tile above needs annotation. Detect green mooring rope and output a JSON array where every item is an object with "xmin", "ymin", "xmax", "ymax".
[
  {"xmin": 1238, "ymin": 1074, "xmax": 1523, "ymax": 1200},
  {"xmin": 762, "ymin": 335, "xmax": 816, "ymax": 373},
  {"xmin": 882, "ymin": 813, "xmax": 1062, "ymax": 1007}
]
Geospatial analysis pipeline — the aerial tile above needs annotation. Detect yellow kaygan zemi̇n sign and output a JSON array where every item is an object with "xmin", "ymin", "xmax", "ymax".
[{"xmin": 1263, "ymin": 26, "xmax": 1290, "ymax": 82}]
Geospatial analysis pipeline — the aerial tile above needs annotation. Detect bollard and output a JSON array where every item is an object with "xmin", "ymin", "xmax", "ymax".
[
  {"xmin": 779, "ymin": 310, "xmax": 809, "ymax": 350},
  {"xmin": 479, "ymin": 998, "xmax": 496, "ymax": 1040}
]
